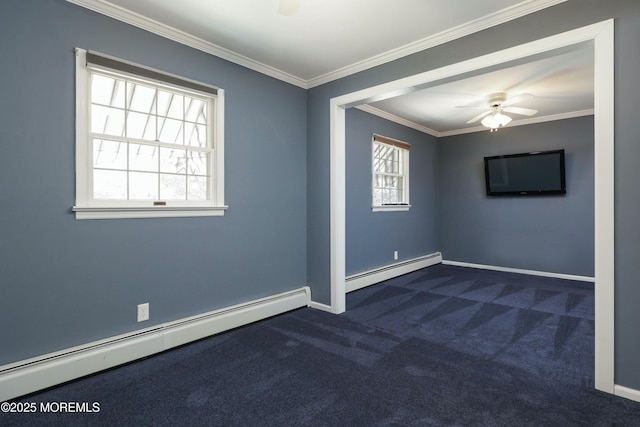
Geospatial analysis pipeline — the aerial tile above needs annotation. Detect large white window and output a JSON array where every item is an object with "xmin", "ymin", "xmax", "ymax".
[
  {"xmin": 73, "ymin": 48, "xmax": 226, "ymax": 219},
  {"xmin": 372, "ymin": 134, "xmax": 410, "ymax": 212}
]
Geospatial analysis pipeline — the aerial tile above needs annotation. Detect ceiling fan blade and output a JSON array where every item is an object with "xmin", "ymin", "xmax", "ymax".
[
  {"xmin": 503, "ymin": 106, "xmax": 538, "ymax": 116},
  {"xmin": 467, "ymin": 110, "xmax": 492, "ymax": 124},
  {"xmin": 502, "ymin": 93, "xmax": 534, "ymax": 107}
]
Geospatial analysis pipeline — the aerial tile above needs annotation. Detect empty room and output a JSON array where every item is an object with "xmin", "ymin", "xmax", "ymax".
[{"xmin": 2, "ymin": 0, "xmax": 640, "ymax": 425}]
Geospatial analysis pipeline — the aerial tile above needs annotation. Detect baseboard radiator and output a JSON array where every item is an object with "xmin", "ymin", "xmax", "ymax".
[
  {"xmin": 346, "ymin": 252, "xmax": 442, "ymax": 293},
  {"xmin": 0, "ymin": 286, "xmax": 311, "ymax": 402}
]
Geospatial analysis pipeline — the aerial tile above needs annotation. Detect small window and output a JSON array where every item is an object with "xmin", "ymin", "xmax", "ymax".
[
  {"xmin": 73, "ymin": 48, "xmax": 226, "ymax": 219},
  {"xmin": 372, "ymin": 135, "xmax": 410, "ymax": 212}
]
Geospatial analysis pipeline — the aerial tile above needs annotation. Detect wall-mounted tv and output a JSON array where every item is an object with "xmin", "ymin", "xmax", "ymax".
[{"xmin": 484, "ymin": 149, "xmax": 566, "ymax": 196}]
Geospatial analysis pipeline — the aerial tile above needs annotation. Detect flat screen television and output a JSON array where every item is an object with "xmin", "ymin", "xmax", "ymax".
[{"xmin": 484, "ymin": 149, "xmax": 566, "ymax": 196}]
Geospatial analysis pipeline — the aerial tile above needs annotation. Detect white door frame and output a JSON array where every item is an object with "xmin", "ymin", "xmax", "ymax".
[{"xmin": 329, "ymin": 20, "xmax": 615, "ymax": 393}]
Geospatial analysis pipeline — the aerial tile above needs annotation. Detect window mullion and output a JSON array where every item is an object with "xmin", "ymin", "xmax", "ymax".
[
  {"xmin": 90, "ymin": 132, "xmax": 210, "ymax": 153},
  {"xmin": 184, "ymin": 95, "xmax": 189, "ymax": 199},
  {"xmin": 124, "ymin": 83, "xmax": 130, "ymax": 201},
  {"xmin": 100, "ymin": 78, "xmax": 117, "ymax": 135},
  {"xmin": 156, "ymin": 143, "xmax": 161, "ymax": 201},
  {"xmin": 158, "ymin": 92, "xmax": 173, "ymax": 142},
  {"xmin": 76, "ymin": 47, "xmax": 224, "ymax": 217},
  {"xmin": 140, "ymin": 89, "xmax": 156, "ymax": 143}
]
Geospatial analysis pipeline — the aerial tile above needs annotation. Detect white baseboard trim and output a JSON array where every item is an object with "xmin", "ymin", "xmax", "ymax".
[
  {"xmin": 309, "ymin": 301, "xmax": 334, "ymax": 313},
  {"xmin": 345, "ymin": 252, "xmax": 442, "ymax": 293},
  {"xmin": 0, "ymin": 286, "xmax": 310, "ymax": 402},
  {"xmin": 442, "ymin": 260, "xmax": 595, "ymax": 283},
  {"xmin": 614, "ymin": 384, "xmax": 640, "ymax": 403}
]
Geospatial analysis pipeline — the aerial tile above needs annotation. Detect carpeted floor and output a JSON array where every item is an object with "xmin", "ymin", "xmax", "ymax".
[{"xmin": 3, "ymin": 264, "xmax": 640, "ymax": 426}]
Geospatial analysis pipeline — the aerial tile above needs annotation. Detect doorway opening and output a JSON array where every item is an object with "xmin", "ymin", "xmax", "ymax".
[{"xmin": 329, "ymin": 20, "xmax": 614, "ymax": 393}]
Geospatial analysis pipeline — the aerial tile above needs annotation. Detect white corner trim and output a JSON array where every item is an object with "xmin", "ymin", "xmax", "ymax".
[
  {"xmin": 330, "ymin": 99, "xmax": 347, "ymax": 314},
  {"xmin": 346, "ymin": 252, "xmax": 442, "ymax": 293},
  {"xmin": 614, "ymin": 384, "xmax": 640, "ymax": 403},
  {"xmin": 0, "ymin": 286, "xmax": 310, "ymax": 402},
  {"xmin": 308, "ymin": 301, "xmax": 334, "ymax": 313},
  {"xmin": 442, "ymin": 260, "xmax": 595, "ymax": 283},
  {"xmin": 67, "ymin": 0, "xmax": 565, "ymax": 89},
  {"xmin": 592, "ymin": 18, "xmax": 615, "ymax": 394}
]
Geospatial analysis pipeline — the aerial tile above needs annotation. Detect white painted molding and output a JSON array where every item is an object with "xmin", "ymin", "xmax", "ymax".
[
  {"xmin": 0, "ymin": 287, "xmax": 310, "ymax": 402},
  {"xmin": 72, "ymin": 205, "xmax": 229, "ymax": 220},
  {"xmin": 614, "ymin": 384, "xmax": 640, "ymax": 403},
  {"xmin": 346, "ymin": 253, "xmax": 442, "ymax": 293},
  {"xmin": 357, "ymin": 104, "xmax": 594, "ymax": 138},
  {"xmin": 330, "ymin": 99, "xmax": 347, "ymax": 314},
  {"xmin": 309, "ymin": 301, "xmax": 334, "ymax": 313},
  {"xmin": 436, "ymin": 109, "xmax": 595, "ymax": 137},
  {"xmin": 307, "ymin": 0, "xmax": 568, "ymax": 87},
  {"xmin": 330, "ymin": 19, "xmax": 615, "ymax": 395},
  {"xmin": 66, "ymin": 0, "xmax": 565, "ymax": 89},
  {"xmin": 371, "ymin": 205, "xmax": 412, "ymax": 212},
  {"xmin": 592, "ymin": 18, "xmax": 615, "ymax": 394},
  {"xmin": 356, "ymin": 105, "xmax": 439, "ymax": 136},
  {"xmin": 442, "ymin": 260, "xmax": 595, "ymax": 283},
  {"xmin": 66, "ymin": 0, "xmax": 308, "ymax": 88}
]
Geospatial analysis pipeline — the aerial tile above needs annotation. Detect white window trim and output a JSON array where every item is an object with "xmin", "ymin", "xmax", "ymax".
[
  {"xmin": 371, "ymin": 204, "xmax": 411, "ymax": 212},
  {"xmin": 371, "ymin": 136, "xmax": 410, "ymax": 212},
  {"xmin": 73, "ymin": 48, "xmax": 227, "ymax": 220}
]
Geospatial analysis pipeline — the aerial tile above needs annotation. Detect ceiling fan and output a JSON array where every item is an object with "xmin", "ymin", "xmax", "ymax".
[{"xmin": 459, "ymin": 92, "xmax": 538, "ymax": 131}]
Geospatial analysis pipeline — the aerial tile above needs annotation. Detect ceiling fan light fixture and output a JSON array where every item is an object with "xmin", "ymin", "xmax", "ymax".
[{"xmin": 481, "ymin": 112, "xmax": 512, "ymax": 131}]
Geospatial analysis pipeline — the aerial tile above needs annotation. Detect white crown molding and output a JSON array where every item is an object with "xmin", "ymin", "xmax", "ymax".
[
  {"xmin": 358, "ymin": 104, "xmax": 593, "ymax": 138},
  {"xmin": 66, "ymin": 0, "xmax": 308, "ymax": 88},
  {"xmin": 306, "ymin": 0, "xmax": 568, "ymax": 87},
  {"xmin": 356, "ymin": 105, "xmax": 440, "ymax": 137},
  {"xmin": 436, "ymin": 109, "xmax": 595, "ymax": 137},
  {"xmin": 67, "ymin": 0, "xmax": 566, "ymax": 89}
]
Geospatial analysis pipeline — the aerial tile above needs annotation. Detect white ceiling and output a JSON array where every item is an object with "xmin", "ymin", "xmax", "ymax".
[
  {"xmin": 69, "ymin": 0, "xmax": 594, "ymax": 135},
  {"xmin": 365, "ymin": 44, "xmax": 594, "ymax": 135}
]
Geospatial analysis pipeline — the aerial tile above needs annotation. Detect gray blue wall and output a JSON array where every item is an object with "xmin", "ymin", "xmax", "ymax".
[
  {"xmin": 439, "ymin": 117, "xmax": 594, "ymax": 277},
  {"xmin": 0, "ymin": 0, "xmax": 307, "ymax": 366},
  {"xmin": 345, "ymin": 109, "xmax": 439, "ymax": 275},
  {"xmin": 3, "ymin": 0, "xmax": 640, "ymax": 393},
  {"xmin": 307, "ymin": 0, "xmax": 640, "ymax": 390}
]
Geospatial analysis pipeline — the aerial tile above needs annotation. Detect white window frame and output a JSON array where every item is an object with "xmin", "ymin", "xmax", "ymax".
[
  {"xmin": 73, "ymin": 48, "xmax": 227, "ymax": 220},
  {"xmin": 371, "ymin": 135, "xmax": 410, "ymax": 212}
]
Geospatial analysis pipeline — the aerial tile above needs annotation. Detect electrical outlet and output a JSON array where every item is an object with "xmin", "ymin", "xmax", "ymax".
[
  {"xmin": 137, "ymin": 303, "xmax": 149, "ymax": 322},
  {"xmin": 394, "ymin": 250, "xmax": 398, "ymax": 260}
]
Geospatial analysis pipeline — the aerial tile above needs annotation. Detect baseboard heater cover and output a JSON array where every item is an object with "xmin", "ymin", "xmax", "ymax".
[
  {"xmin": 0, "ymin": 286, "xmax": 310, "ymax": 402},
  {"xmin": 346, "ymin": 252, "xmax": 442, "ymax": 293}
]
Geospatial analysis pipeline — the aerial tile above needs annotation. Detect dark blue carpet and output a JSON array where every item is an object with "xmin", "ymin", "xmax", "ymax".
[{"xmin": 3, "ymin": 264, "xmax": 640, "ymax": 426}]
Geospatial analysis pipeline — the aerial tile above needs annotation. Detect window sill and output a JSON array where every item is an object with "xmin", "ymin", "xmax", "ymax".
[
  {"xmin": 72, "ymin": 205, "xmax": 228, "ymax": 220},
  {"xmin": 371, "ymin": 204, "xmax": 411, "ymax": 212}
]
